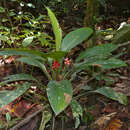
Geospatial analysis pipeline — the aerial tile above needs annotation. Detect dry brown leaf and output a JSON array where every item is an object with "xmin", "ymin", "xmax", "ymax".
[
  {"xmin": 92, "ymin": 112, "xmax": 117, "ymax": 130},
  {"xmin": 11, "ymin": 100, "xmax": 34, "ymax": 117},
  {"xmin": 105, "ymin": 119, "xmax": 123, "ymax": 130},
  {"xmin": 5, "ymin": 56, "xmax": 16, "ymax": 63},
  {"xmin": 64, "ymin": 93, "xmax": 72, "ymax": 104}
]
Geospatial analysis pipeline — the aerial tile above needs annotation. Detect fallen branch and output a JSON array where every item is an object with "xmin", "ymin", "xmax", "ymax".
[
  {"xmin": 10, "ymin": 104, "xmax": 49, "ymax": 130},
  {"xmin": 118, "ymin": 41, "xmax": 130, "ymax": 48}
]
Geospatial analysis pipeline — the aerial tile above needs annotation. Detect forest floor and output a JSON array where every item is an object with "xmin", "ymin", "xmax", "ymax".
[{"xmin": 0, "ymin": 14, "xmax": 130, "ymax": 130}]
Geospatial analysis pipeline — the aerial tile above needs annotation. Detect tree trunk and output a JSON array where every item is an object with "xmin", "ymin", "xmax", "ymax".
[
  {"xmin": 84, "ymin": 0, "xmax": 99, "ymax": 47},
  {"xmin": 84, "ymin": 0, "xmax": 99, "ymax": 29}
]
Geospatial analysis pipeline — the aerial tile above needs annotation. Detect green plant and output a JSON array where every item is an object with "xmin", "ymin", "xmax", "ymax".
[
  {"xmin": 36, "ymin": 0, "xmax": 86, "ymax": 15},
  {"xmin": 0, "ymin": 1, "xmax": 53, "ymax": 48},
  {"xmin": 112, "ymin": 24, "xmax": 130, "ymax": 44},
  {"xmin": 0, "ymin": 7, "xmax": 128, "ymax": 128}
]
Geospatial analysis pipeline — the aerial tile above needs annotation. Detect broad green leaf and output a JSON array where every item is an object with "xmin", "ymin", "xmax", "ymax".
[
  {"xmin": 112, "ymin": 24, "xmax": 130, "ymax": 44},
  {"xmin": 0, "ymin": 82, "xmax": 31, "ymax": 108},
  {"xmin": 46, "ymin": 7, "xmax": 62, "ymax": 51},
  {"xmin": 0, "ymin": 48, "xmax": 45, "ymax": 58},
  {"xmin": 46, "ymin": 51, "xmax": 67, "ymax": 60},
  {"xmin": 61, "ymin": 27, "xmax": 93, "ymax": 52},
  {"xmin": 0, "ymin": 74, "xmax": 37, "ymax": 86},
  {"xmin": 17, "ymin": 57, "xmax": 52, "ymax": 80},
  {"xmin": 22, "ymin": 37, "xmax": 33, "ymax": 47},
  {"xmin": 70, "ymin": 100, "xmax": 83, "ymax": 128},
  {"xmin": 17, "ymin": 57, "xmax": 43, "ymax": 67},
  {"xmin": 90, "ymin": 58, "xmax": 127, "ymax": 69},
  {"xmin": 76, "ymin": 43, "xmax": 118, "ymax": 62},
  {"xmin": 0, "ymin": 48, "xmax": 66, "ymax": 61},
  {"xmin": 75, "ymin": 58, "xmax": 126, "ymax": 72},
  {"xmin": 47, "ymin": 80, "xmax": 72, "ymax": 115},
  {"xmin": 94, "ymin": 87, "xmax": 127, "ymax": 105}
]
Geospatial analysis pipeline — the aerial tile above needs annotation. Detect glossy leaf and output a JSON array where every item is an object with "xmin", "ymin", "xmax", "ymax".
[
  {"xmin": 61, "ymin": 27, "xmax": 93, "ymax": 52},
  {"xmin": 76, "ymin": 43, "xmax": 118, "ymax": 62},
  {"xmin": 75, "ymin": 58, "xmax": 126, "ymax": 72},
  {"xmin": 47, "ymin": 80, "xmax": 72, "ymax": 115},
  {"xmin": 0, "ymin": 74, "xmax": 37, "ymax": 86},
  {"xmin": 17, "ymin": 57, "xmax": 52, "ymax": 80},
  {"xmin": 90, "ymin": 58, "xmax": 127, "ymax": 69},
  {"xmin": 0, "ymin": 48, "xmax": 66, "ymax": 60},
  {"xmin": 94, "ymin": 87, "xmax": 127, "ymax": 105},
  {"xmin": 0, "ymin": 48, "xmax": 45, "ymax": 58},
  {"xmin": 46, "ymin": 7, "xmax": 62, "ymax": 51},
  {"xmin": 70, "ymin": 100, "xmax": 83, "ymax": 128},
  {"xmin": 0, "ymin": 82, "xmax": 31, "ymax": 108},
  {"xmin": 22, "ymin": 37, "xmax": 33, "ymax": 47},
  {"xmin": 17, "ymin": 57, "xmax": 43, "ymax": 67},
  {"xmin": 46, "ymin": 51, "xmax": 67, "ymax": 60}
]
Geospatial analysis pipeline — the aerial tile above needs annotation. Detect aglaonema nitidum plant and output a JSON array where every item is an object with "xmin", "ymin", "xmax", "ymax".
[{"xmin": 0, "ymin": 7, "xmax": 128, "ymax": 128}]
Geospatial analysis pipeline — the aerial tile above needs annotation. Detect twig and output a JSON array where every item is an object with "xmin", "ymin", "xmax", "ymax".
[
  {"xmin": 73, "ymin": 71, "xmax": 103, "ymax": 93},
  {"xmin": 10, "ymin": 104, "xmax": 49, "ymax": 130},
  {"xmin": 125, "ymin": 60, "xmax": 130, "ymax": 63},
  {"xmin": 62, "ymin": 118, "xmax": 64, "ymax": 130},
  {"xmin": 118, "ymin": 41, "xmax": 130, "ymax": 48},
  {"xmin": 74, "ymin": 91, "xmax": 93, "ymax": 100}
]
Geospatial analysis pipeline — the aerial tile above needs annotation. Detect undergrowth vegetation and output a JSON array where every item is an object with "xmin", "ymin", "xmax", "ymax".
[{"xmin": 0, "ymin": 0, "xmax": 129, "ymax": 129}]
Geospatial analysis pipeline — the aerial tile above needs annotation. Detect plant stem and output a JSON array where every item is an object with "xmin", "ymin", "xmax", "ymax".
[
  {"xmin": 73, "ymin": 70, "xmax": 104, "ymax": 93},
  {"xmin": 52, "ymin": 115, "xmax": 55, "ymax": 130},
  {"xmin": 118, "ymin": 41, "xmax": 130, "ymax": 48},
  {"xmin": 39, "ymin": 62, "xmax": 52, "ymax": 80},
  {"xmin": 62, "ymin": 117, "xmax": 64, "ymax": 130},
  {"xmin": 74, "ymin": 91, "xmax": 93, "ymax": 100}
]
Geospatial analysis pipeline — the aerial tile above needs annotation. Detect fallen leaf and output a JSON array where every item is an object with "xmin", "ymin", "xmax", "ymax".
[
  {"xmin": 92, "ymin": 112, "xmax": 117, "ymax": 130},
  {"xmin": 5, "ymin": 56, "xmax": 16, "ymax": 63},
  {"xmin": 11, "ymin": 100, "xmax": 34, "ymax": 117},
  {"xmin": 105, "ymin": 119, "xmax": 123, "ymax": 130}
]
